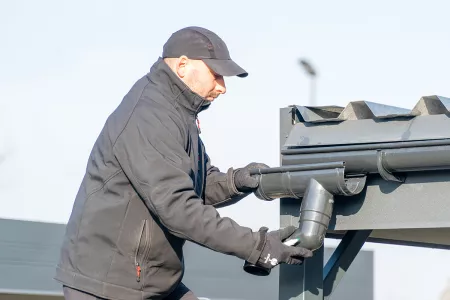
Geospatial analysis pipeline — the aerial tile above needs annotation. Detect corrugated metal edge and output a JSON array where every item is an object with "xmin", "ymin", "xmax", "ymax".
[
  {"xmin": 293, "ymin": 95, "xmax": 450, "ymax": 123},
  {"xmin": 0, "ymin": 289, "xmax": 63, "ymax": 296}
]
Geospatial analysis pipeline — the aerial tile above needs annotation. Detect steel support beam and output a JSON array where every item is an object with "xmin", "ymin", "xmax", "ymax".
[
  {"xmin": 323, "ymin": 230, "xmax": 372, "ymax": 299},
  {"xmin": 278, "ymin": 224, "xmax": 372, "ymax": 299}
]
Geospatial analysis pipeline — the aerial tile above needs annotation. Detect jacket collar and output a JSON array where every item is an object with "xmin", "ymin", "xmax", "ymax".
[{"xmin": 147, "ymin": 57, "xmax": 211, "ymax": 117}]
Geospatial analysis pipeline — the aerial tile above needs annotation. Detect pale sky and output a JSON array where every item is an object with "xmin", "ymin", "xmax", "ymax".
[{"xmin": 1, "ymin": 1, "xmax": 450, "ymax": 300}]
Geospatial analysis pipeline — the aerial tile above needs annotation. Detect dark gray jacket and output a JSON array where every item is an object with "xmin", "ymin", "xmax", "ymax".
[{"xmin": 54, "ymin": 58, "xmax": 265, "ymax": 300}]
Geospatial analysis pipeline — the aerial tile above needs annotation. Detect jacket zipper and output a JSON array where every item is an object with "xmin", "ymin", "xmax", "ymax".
[
  {"xmin": 196, "ymin": 117, "xmax": 201, "ymax": 134},
  {"xmin": 189, "ymin": 113, "xmax": 205, "ymax": 198},
  {"xmin": 197, "ymin": 135, "xmax": 206, "ymax": 198},
  {"xmin": 141, "ymin": 219, "xmax": 152, "ymax": 272},
  {"xmin": 134, "ymin": 220, "xmax": 151, "ymax": 283}
]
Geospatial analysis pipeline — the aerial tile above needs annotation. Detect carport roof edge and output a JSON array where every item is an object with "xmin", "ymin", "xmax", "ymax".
[{"xmin": 283, "ymin": 95, "xmax": 450, "ymax": 148}]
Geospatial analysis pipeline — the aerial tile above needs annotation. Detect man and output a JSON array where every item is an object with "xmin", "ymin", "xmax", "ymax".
[{"xmin": 55, "ymin": 26, "xmax": 313, "ymax": 300}]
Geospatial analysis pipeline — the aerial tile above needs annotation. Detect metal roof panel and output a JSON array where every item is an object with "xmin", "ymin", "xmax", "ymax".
[
  {"xmin": 284, "ymin": 95, "xmax": 450, "ymax": 148},
  {"xmin": 292, "ymin": 95, "xmax": 449, "ymax": 123}
]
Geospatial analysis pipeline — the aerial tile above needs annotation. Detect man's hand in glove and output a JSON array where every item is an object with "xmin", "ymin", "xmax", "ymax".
[
  {"xmin": 233, "ymin": 162, "xmax": 270, "ymax": 193},
  {"xmin": 256, "ymin": 226, "xmax": 313, "ymax": 269}
]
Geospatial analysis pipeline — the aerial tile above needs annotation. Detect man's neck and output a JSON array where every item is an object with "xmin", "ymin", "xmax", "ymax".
[{"xmin": 148, "ymin": 57, "xmax": 210, "ymax": 117}]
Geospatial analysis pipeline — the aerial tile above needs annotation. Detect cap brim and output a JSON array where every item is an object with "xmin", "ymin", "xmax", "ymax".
[{"xmin": 202, "ymin": 58, "xmax": 248, "ymax": 78}]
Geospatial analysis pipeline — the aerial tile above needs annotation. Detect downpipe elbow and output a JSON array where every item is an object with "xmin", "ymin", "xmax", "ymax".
[
  {"xmin": 243, "ymin": 165, "xmax": 366, "ymax": 276},
  {"xmin": 287, "ymin": 178, "xmax": 334, "ymax": 251},
  {"xmin": 243, "ymin": 178, "xmax": 334, "ymax": 276}
]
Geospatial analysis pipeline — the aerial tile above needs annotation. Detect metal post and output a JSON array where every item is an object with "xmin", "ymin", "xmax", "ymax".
[
  {"xmin": 279, "ymin": 106, "xmax": 320, "ymax": 299},
  {"xmin": 279, "ymin": 106, "xmax": 325, "ymax": 299},
  {"xmin": 279, "ymin": 245, "xmax": 324, "ymax": 300}
]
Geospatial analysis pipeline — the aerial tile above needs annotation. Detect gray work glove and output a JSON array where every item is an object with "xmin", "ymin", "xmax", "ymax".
[
  {"xmin": 256, "ymin": 226, "xmax": 313, "ymax": 269},
  {"xmin": 233, "ymin": 162, "xmax": 270, "ymax": 193}
]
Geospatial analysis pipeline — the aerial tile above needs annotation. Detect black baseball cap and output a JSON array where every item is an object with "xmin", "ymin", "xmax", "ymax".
[{"xmin": 162, "ymin": 26, "xmax": 248, "ymax": 78}]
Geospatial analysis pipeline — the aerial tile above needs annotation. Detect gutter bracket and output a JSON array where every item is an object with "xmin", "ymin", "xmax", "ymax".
[{"xmin": 376, "ymin": 150, "xmax": 405, "ymax": 182}]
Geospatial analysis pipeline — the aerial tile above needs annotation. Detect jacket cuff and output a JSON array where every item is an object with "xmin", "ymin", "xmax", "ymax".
[
  {"xmin": 246, "ymin": 227, "xmax": 267, "ymax": 264},
  {"xmin": 226, "ymin": 167, "xmax": 244, "ymax": 197}
]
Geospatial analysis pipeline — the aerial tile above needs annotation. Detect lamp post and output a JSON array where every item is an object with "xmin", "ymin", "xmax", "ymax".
[{"xmin": 298, "ymin": 59, "xmax": 317, "ymax": 106}]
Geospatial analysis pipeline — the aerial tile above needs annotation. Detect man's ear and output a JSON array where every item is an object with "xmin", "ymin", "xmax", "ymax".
[{"xmin": 176, "ymin": 55, "xmax": 189, "ymax": 78}]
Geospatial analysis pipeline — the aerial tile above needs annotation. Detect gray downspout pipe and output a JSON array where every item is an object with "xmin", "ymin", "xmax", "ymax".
[{"xmin": 242, "ymin": 163, "xmax": 366, "ymax": 276}]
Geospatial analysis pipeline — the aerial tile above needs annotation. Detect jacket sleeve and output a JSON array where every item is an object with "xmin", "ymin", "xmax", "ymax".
[
  {"xmin": 112, "ymin": 111, "xmax": 264, "ymax": 264},
  {"xmin": 203, "ymin": 154, "xmax": 250, "ymax": 208}
]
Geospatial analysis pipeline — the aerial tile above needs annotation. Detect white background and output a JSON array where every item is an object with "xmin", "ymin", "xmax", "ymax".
[{"xmin": 1, "ymin": 1, "xmax": 450, "ymax": 299}]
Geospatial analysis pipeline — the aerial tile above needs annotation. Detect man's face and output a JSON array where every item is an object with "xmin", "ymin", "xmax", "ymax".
[{"xmin": 172, "ymin": 56, "xmax": 227, "ymax": 101}]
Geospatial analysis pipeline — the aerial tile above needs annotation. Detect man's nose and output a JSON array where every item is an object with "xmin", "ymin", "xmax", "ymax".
[{"xmin": 216, "ymin": 77, "xmax": 226, "ymax": 94}]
